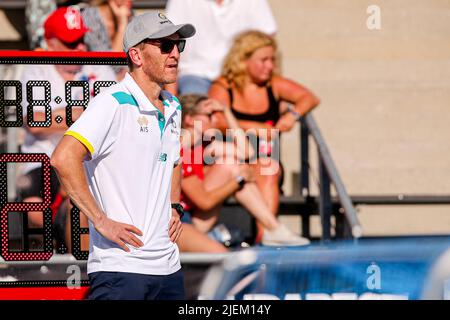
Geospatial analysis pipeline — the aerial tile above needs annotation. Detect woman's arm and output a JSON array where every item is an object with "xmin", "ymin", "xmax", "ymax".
[
  {"xmin": 108, "ymin": 1, "xmax": 132, "ymax": 52},
  {"xmin": 274, "ymin": 76, "xmax": 320, "ymax": 115},
  {"xmin": 273, "ymin": 76, "xmax": 320, "ymax": 132}
]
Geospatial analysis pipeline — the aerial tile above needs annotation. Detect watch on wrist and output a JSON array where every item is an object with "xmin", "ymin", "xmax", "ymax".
[
  {"xmin": 171, "ymin": 203, "xmax": 185, "ymax": 219},
  {"xmin": 235, "ymin": 175, "xmax": 246, "ymax": 190},
  {"xmin": 287, "ymin": 105, "xmax": 301, "ymax": 121}
]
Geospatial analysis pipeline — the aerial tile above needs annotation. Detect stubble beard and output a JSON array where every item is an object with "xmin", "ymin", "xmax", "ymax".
[{"xmin": 142, "ymin": 61, "xmax": 177, "ymax": 86}]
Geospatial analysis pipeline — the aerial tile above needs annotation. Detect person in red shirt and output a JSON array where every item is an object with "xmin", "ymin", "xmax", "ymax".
[{"xmin": 178, "ymin": 94, "xmax": 310, "ymax": 246}]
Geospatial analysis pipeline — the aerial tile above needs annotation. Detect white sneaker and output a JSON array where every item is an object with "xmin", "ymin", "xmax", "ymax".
[{"xmin": 262, "ymin": 224, "xmax": 310, "ymax": 247}]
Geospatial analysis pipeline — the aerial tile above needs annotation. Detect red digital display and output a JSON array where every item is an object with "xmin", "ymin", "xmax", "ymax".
[
  {"xmin": 0, "ymin": 52, "xmax": 122, "ymax": 262},
  {"xmin": 0, "ymin": 153, "xmax": 53, "ymax": 261}
]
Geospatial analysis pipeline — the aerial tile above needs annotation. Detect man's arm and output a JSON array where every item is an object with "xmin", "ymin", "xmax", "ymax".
[
  {"xmin": 169, "ymin": 161, "xmax": 183, "ymax": 243},
  {"xmin": 171, "ymin": 161, "xmax": 182, "ymax": 204},
  {"xmin": 51, "ymin": 135, "xmax": 144, "ymax": 252}
]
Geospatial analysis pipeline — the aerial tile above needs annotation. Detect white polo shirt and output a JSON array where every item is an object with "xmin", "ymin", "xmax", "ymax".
[{"xmin": 65, "ymin": 73, "xmax": 182, "ymax": 275}]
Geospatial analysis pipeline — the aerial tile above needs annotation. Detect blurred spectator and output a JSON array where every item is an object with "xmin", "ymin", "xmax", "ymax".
[
  {"xmin": 165, "ymin": 0, "xmax": 277, "ymax": 95},
  {"xmin": 179, "ymin": 94, "xmax": 310, "ymax": 246},
  {"xmin": 81, "ymin": 0, "xmax": 133, "ymax": 52},
  {"xmin": 208, "ymin": 30, "xmax": 320, "ymax": 222},
  {"xmin": 16, "ymin": 6, "xmax": 116, "ymax": 250},
  {"xmin": 25, "ymin": 0, "xmax": 57, "ymax": 50},
  {"xmin": 81, "ymin": 0, "xmax": 133, "ymax": 80},
  {"xmin": 177, "ymin": 223, "xmax": 228, "ymax": 253}
]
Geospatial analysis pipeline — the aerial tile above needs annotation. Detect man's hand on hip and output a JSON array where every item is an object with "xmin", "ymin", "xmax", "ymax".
[
  {"xmin": 94, "ymin": 215, "xmax": 144, "ymax": 252},
  {"xmin": 169, "ymin": 209, "xmax": 183, "ymax": 243}
]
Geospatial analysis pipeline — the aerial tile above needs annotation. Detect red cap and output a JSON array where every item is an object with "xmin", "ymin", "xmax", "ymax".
[{"xmin": 44, "ymin": 6, "xmax": 89, "ymax": 43}]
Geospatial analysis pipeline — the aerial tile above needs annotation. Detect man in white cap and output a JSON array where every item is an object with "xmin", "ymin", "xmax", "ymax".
[{"xmin": 51, "ymin": 11, "xmax": 195, "ymax": 300}]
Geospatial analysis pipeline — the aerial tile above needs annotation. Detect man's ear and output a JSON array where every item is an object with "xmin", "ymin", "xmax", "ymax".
[{"xmin": 128, "ymin": 47, "xmax": 143, "ymax": 68}]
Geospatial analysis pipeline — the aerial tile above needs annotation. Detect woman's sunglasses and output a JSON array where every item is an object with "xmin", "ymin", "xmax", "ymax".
[{"xmin": 143, "ymin": 38, "xmax": 186, "ymax": 54}]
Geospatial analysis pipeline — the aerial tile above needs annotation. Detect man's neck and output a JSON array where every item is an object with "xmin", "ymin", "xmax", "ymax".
[{"xmin": 130, "ymin": 71, "xmax": 164, "ymax": 112}]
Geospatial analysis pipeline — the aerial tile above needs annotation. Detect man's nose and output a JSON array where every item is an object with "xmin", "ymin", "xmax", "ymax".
[{"xmin": 169, "ymin": 45, "xmax": 181, "ymax": 59}]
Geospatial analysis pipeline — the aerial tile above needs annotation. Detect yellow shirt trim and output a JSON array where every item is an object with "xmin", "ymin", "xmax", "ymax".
[{"xmin": 65, "ymin": 131, "xmax": 94, "ymax": 155}]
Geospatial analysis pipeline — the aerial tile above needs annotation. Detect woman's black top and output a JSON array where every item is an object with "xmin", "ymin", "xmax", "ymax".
[{"xmin": 227, "ymin": 86, "xmax": 280, "ymax": 125}]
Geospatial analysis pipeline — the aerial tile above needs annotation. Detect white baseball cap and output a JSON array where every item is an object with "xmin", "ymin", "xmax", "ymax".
[{"xmin": 123, "ymin": 12, "xmax": 196, "ymax": 52}]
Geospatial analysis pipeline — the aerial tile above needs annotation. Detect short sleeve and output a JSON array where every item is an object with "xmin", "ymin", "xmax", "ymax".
[
  {"xmin": 250, "ymin": 0, "xmax": 278, "ymax": 35},
  {"xmin": 65, "ymin": 94, "xmax": 120, "ymax": 160}
]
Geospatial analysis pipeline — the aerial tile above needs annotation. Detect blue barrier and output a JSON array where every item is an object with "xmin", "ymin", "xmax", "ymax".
[{"xmin": 199, "ymin": 237, "xmax": 450, "ymax": 300}]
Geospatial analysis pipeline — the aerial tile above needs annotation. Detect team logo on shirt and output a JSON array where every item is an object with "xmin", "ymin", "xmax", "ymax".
[
  {"xmin": 170, "ymin": 118, "xmax": 179, "ymax": 136},
  {"xmin": 138, "ymin": 116, "xmax": 149, "ymax": 133},
  {"xmin": 159, "ymin": 153, "xmax": 167, "ymax": 162}
]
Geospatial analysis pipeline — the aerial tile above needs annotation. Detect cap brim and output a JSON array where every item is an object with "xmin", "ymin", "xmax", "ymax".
[
  {"xmin": 58, "ymin": 27, "xmax": 90, "ymax": 43},
  {"xmin": 147, "ymin": 23, "xmax": 196, "ymax": 40}
]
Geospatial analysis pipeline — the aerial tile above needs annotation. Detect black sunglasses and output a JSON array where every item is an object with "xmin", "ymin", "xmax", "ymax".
[
  {"xmin": 61, "ymin": 37, "xmax": 85, "ymax": 49},
  {"xmin": 143, "ymin": 38, "xmax": 186, "ymax": 54}
]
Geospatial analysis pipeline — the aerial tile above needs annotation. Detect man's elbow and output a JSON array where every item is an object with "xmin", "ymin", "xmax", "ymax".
[{"xmin": 50, "ymin": 146, "xmax": 68, "ymax": 173}]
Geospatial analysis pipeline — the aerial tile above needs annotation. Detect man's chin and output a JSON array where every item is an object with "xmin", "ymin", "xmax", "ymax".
[{"xmin": 163, "ymin": 76, "xmax": 177, "ymax": 85}]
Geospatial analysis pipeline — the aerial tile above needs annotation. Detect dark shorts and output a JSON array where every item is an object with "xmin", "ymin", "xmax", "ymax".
[{"xmin": 88, "ymin": 269, "xmax": 185, "ymax": 300}]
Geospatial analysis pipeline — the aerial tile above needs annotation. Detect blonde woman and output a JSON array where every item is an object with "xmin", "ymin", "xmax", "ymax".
[{"xmin": 209, "ymin": 30, "xmax": 320, "ymax": 225}]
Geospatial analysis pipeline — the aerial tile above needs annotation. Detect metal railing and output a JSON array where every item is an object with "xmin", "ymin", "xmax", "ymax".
[{"xmin": 300, "ymin": 114, "xmax": 362, "ymax": 240}]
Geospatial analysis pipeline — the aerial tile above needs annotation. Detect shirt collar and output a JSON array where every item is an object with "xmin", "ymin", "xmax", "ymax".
[{"xmin": 122, "ymin": 73, "xmax": 177, "ymax": 113}]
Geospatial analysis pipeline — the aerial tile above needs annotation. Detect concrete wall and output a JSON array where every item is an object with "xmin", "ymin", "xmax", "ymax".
[{"xmin": 268, "ymin": 0, "xmax": 450, "ymax": 236}]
